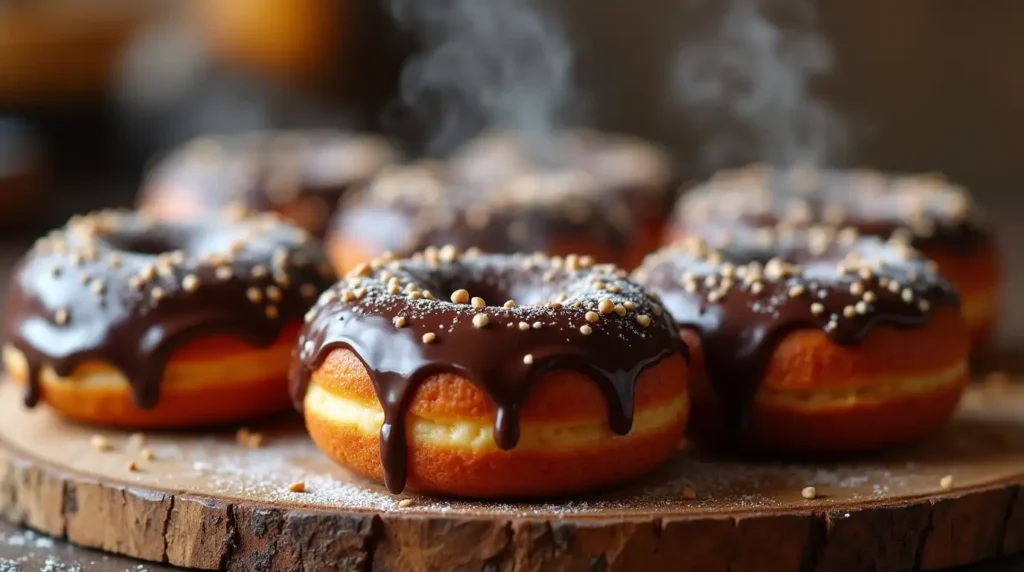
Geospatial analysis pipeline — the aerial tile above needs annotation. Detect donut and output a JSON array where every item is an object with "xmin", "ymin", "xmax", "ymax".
[
  {"xmin": 667, "ymin": 165, "xmax": 1000, "ymax": 345},
  {"xmin": 139, "ymin": 130, "xmax": 400, "ymax": 237},
  {"xmin": 329, "ymin": 131, "xmax": 672, "ymax": 273},
  {"xmin": 634, "ymin": 231, "xmax": 969, "ymax": 454},
  {"xmin": 291, "ymin": 248, "xmax": 689, "ymax": 497},
  {"xmin": 2, "ymin": 209, "xmax": 336, "ymax": 428}
]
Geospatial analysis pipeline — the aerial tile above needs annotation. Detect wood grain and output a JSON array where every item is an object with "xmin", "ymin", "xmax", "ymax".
[{"xmin": 0, "ymin": 381, "xmax": 1023, "ymax": 571}]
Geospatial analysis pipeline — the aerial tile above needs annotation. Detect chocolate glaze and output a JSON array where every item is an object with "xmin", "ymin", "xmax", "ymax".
[
  {"xmin": 332, "ymin": 130, "xmax": 674, "ymax": 263},
  {"xmin": 141, "ymin": 130, "xmax": 400, "ymax": 237},
  {"xmin": 635, "ymin": 234, "xmax": 960, "ymax": 441},
  {"xmin": 672, "ymin": 165, "xmax": 992, "ymax": 257},
  {"xmin": 3, "ymin": 210, "xmax": 336, "ymax": 409},
  {"xmin": 291, "ymin": 250, "xmax": 686, "ymax": 493}
]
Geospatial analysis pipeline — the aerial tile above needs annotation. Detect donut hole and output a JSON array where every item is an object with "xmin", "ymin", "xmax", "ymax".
[{"xmin": 99, "ymin": 227, "xmax": 188, "ymax": 256}]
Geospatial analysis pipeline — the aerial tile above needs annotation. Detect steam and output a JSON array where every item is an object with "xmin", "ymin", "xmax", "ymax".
[
  {"xmin": 671, "ymin": 0, "xmax": 846, "ymax": 169},
  {"xmin": 385, "ymin": 0, "xmax": 577, "ymax": 156}
]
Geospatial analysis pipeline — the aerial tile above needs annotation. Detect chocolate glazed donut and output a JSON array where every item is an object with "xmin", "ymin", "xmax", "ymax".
[
  {"xmin": 667, "ymin": 165, "xmax": 1000, "ymax": 346},
  {"xmin": 139, "ymin": 130, "xmax": 400, "ymax": 237},
  {"xmin": 635, "ymin": 229, "xmax": 969, "ymax": 453},
  {"xmin": 292, "ymin": 248, "xmax": 689, "ymax": 496},
  {"xmin": 2, "ymin": 209, "xmax": 335, "ymax": 424}
]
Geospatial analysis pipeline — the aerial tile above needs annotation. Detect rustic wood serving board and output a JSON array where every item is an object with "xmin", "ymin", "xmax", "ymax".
[{"xmin": 0, "ymin": 380, "xmax": 1022, "ymax": 572}]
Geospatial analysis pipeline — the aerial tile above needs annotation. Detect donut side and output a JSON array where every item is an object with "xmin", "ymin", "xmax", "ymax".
[{"xmin": 304, "ymin": 347, "xmax": 688, "ymax": 498}]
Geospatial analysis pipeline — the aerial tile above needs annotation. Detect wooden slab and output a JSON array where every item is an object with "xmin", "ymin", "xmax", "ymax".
[{"xmin": 0, "ymin": 381, "xmax": 1023, "ymax": 572}]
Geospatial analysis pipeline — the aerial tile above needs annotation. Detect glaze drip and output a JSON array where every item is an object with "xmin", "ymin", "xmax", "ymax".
[
  {"xmin": 291, "ymin": 249, "xmax": 685, "ymax": 493},
  {"xmin": 635, "ymin": 235, "xmax": 960, "ymax": 439},
  {"xmin": 2, "ymin": 210, "xmax": 336, "ymax": 409}
]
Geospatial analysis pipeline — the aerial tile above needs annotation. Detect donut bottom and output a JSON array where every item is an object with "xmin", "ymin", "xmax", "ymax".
[
  {"xmin": 2, "ymin": 325, "xmax": 301, "ymax": 428},
  {"xmin": 684, "ymin": 308, "xmax": 970, "ymax": 454},
  {"xmin": 303, "ymin": 353, "xmax": 690, "ymax": 498}
]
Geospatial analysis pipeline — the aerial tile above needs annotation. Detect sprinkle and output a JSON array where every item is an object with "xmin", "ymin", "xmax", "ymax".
[
  {"xmin": 855, "ymin": 301, "xmax": 868, "ymax": 314},
  {"xmin": 471, "ymin": 297, "xmax": 486, "ymax": 310},
  {"xmin": 151, "ymin": 287, "xmax": 166, "ymax": 301},
  {"xmin": 940, "ymin": 475, "xmax": 954, "ymax": 491},
  {"xmin": 901, "ymin": 289, "xmax": 914, "ymax": 303},
  {"xmin": 681, "ymin": 486, "xmax": 697, "ymax": 500},
  {"xmin": 215, "ymin": 267, "xmax": 233, "ymax": 281},
  {"xmin": 863, "ymin": 291, "xmax": 876, "ymax": 303},
  {"xmin": 140, "ymin": 448, "xmax": 155, "ymax": 460},
  {"xmin": 532, "ymin": 321, "xmax": 543, "ymax": 329},
  {"xmin": 265, "ymin": 305, "xmax": 279, "ymax": 319},
  {"xmin": 398, "ymin": 499, "xmax": 414, "ymax": 508},
  {"xmin": 504, "ymin": 300, "xmax": 516, "ymax": 308},
  {"xmin": 472, "ymin": 313, "xmax": 489, "ymax": 328},
  {"xmin": 788, "ymin": 285, "xmax": 805, "ymax": 298},
  {"xmin": 341, "ymin": 290, "xmax": 356, "ymax": 302},
  {"xmin": 90, "ymin": 280, "xmax": 106, "ymax": 295},
  {"xmin": 801, "ymin": 486, "xmax": 817, "ymax": 500},
  {"xmin": 236, "ymin": 428, "xmax": 264, "ymax": 448},
  {"xmin": 850, "ymin": 282, "xmax": 865, "ymax": 296},
  {"xmin": 585, "ymin": 311, "xmax": 600, "ymax": 323},
  {"xmin": 811, "ymin": 303, "xmax": 825, "ymax": 315},
  {"xmin": 126, "ymin": 461, "xmax": 138, "ymax": 472},
  {"xmin": 288, "ymin": 481, "xmax": 306, "ymax": 493},
  {"xmin": 888, "ymin": 281, "xmax": 901, "ymax": 293},
  {"xmin": 451, "ymin": 289, "xmax": 470, "ymax": 304},
  {"xmin": 393, "ymin": 316, "xmax": 407, "ymax": 328},
  {"xmin": 90, "ymin": 435, "xmax": 111, "ymax": 452},
  {"xmin": 266, "ymin": 285, "xmax": 282, "ymax": 302},
  {"xmin": 636, "ymin": 314, "xmax": 651, "ymax": 327},
  {"xmin": 750, "ymin": 282, "xmax": 764, "ymax": 295},
  {"xmin": 182, "ymin": 275, "xmax": 199, "ymax": 292},
  {"xmin": 614, "ymin": 305, "xmax": 627, "ymax": 317},
  {"xmin": 842, "ymin": 305, "xmax": 856, "ymax": 318},
  {"xmin": 598, "ymin": 299, "xmax": 615, "ymax": 314},
  {"xmin": 304, "ymin": 309, "xmax": 316, "ymax": 323},
  {"xmin": 252, "ymin": 265, "xmax": 268, "ymax": 278},
  {"xmin": 523, "ymin": 354, "xmax": 534, "ymax": 365},
  {"xmin": 518, "ymin": 321, "xmax": 530, "ymax": 331},
  {"xmin": 623, "ymin": 301, "xmax": 636, "ymax": 310},
  {"xmin": 422, "ymin": 332, "xmax": 437, "ymax": 343},
  {"xmin": 408, "ymin": 291, "xmax": 422, "ymax": 300},
  {"xmin": 247, "ymin": 287, "xmax": 263, "ymax": 303},
  {"xmin": 580, "ymin": 324, "xmax": 593, "ymax": 335},
  {"xmin": 54, "ymin": 308, "xmax": 69, "ymax": 325}
]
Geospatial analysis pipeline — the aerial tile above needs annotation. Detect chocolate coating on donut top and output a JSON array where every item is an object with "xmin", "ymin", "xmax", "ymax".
[
  {"xmin": 634, "ymin": 232, "xmax": 960, "ymax": 440},
  {"xmin": 336, "ymin": 157, "xmax": 643, "ymax": 260},
  {"xmin": 673, "ymin": 164, "xmax": 989, "ymax": 256},
  {"xmin": 292, "ymin": 247, "xmax": 685, "ymax": 493},
  {"xmin": 142, "ymin": 130, "xmax": 400, "ymax": 236},
  {"xmin": 3, "ymin": 209, "xmax": 336, "ymax": 410}
]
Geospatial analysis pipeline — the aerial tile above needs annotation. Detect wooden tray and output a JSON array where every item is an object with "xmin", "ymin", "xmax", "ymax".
[{"xmin": 0, "ymin": 380, "xmax": 1023, "ymax": 571}]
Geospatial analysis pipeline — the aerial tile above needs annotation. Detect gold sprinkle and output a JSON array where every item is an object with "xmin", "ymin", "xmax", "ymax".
[
  {"xmin": 265, "ymin": 305, "xmax": 279, "ymax": 319},
  {"xmin": 182, "ymin": 275, "xmax": 199, "ymax": 292},
  {"xmin": 471, "ymin": 297, "xmax": 486, "ymax": 310},
  {"xmin": 532, "ymin": 321, "xmax": 543, "ymax": 329},
  {"xmin": 341, "ymin": 290, "xmax": 356, "ymax": 302},
  {"xmin": 90, "ymin": 435, "xmax": 111, "ymax": 452},
  {"xmin": 151, "ymin": 287, "xmax": 166, "ymax": 301},
  {"xmin": 636, "ymin": 314, "xmax": 651, "ymax": 327},
  {"xmin": 247, "ymin": 287, "xmax": 263, "ymax": 303},
  {"xmin": 409, "ymin": 291, "xmax": 422, "ymax": 300},
  {"xmin": 252, "ymin": 265, "xmax": 268, "ymax": 278},
  {"xmin": 681, "ymin": 486, "xmax": 697, "ymax": 500},
  {"xmin": 623, "ymin": 301, "xmax": 636, "ymax": 310},
  {"xmin": 140, "ymin": 448, "xmax": 155, "ymax": 461},
  {"xmin": 288, "ymin": 481, "xmax": 306, "ymax": 493},
  {"xmin": 850, "ymin": 282, "xmax": 865, "ymax": 296},
  {"xmin": 504, "ymin": 300, "xmax": 516, "ymax": 308},
  {"xmin": 598, "ymin": 299, "xmax": 614, "ymax": 314},
  {"xmin": 236, "ymin": 428, "xmax": 264, "ymax": 448},
  {"xmin": 398, "ymin": 499, "xmax": 414, "ymax": 508},
  {"xmin": 266, "ymin": 285, "xmax": 282, "ymax": 302},
  {"xmin": 54, "ymin": 308, "xmax": 69, "ymax": 325},
  {"xmin": 585, "ymin": 311, "xmax": 600, "ymax": 323},
  {"xmin": 940, "ymin": 475, "xmax": 954, "ymax": 491},
  {"xmin": 422, "ymin": 332, "xmax": 437, "ymax": 343},
  {"xmin": 901, "ymin": 288, "xmax": 915, "ymax": 303},
  {"xmin": 451, "ymin": 289, "xmax": 470, "ymax": 304},
  {"xmin": 579, "ymin": 324, "xmax": 594, "ymax": 335},
  {"xmin": 811, "ymin": 303, "xmax": 825, "ymax": 315},
  {"xmin": 843, "ymin": 305, "xmax": 856, "ymax": 318},
  {"xmin": 215, "ymin": 267, "xmax": 233, "ymax": 281},
  {"xmin": 393, "ymin": 316, "xmax": 407, "ymax": 328},
  {"xmin": 126, "ymin": 461, "xmax": 138, "ymax": 472},
  {"xmin": 788, "ymin": 285, "xmax": 805, "ymax": 298},
  {"xmin": 518, "ymin": 321, "xmax": 530, "ymax": 331},
  {"xmin": 523, "ymin": 354, "xmax": 534, "ymax": 365},
  {"xmin": 350, "ymin": 263, "xmax": 372, "ymax": 277},
  {"xmin": 855, "ymin": 301, "xmax": 868, "ymax": 314},
  {"xmin": 472, "ymin": 313, "xmax": 489, "ymax": 328},
  {"xmin": 862, "ymin": 291, "xmax": 876, "ymax": 303},
  {"xmin": 614, "ymin": 304, "xmax": 627, "ymax": 317},
  {"xmin": 801, "ymin": 486, "xmax": 817, "ymax": 500}
]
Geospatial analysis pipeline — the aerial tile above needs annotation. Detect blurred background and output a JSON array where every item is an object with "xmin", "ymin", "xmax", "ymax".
[{"xmin": 0, "ymin": 0, "xmax": 1021, "ymax": 316}]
